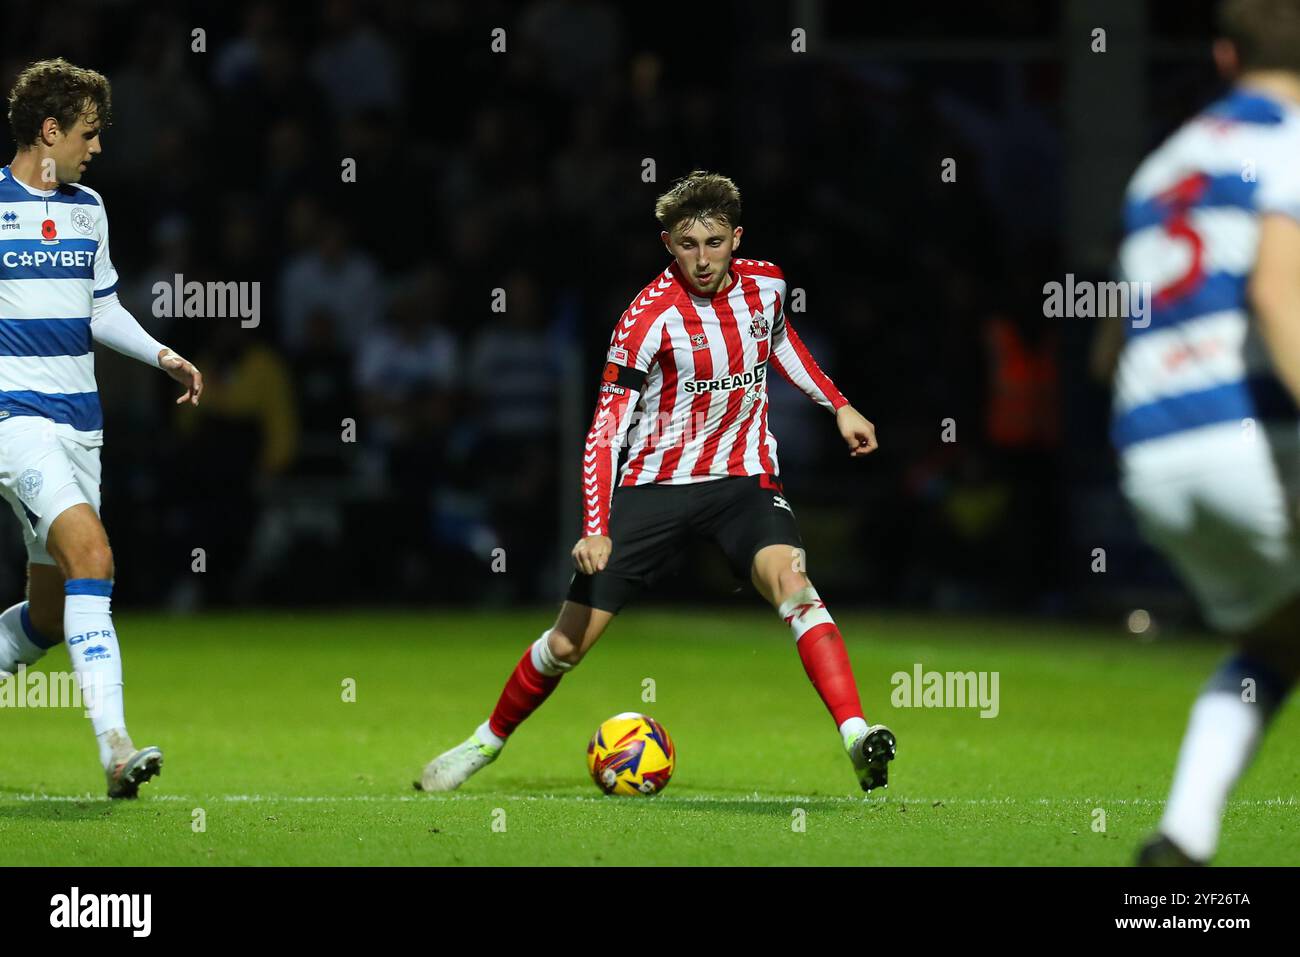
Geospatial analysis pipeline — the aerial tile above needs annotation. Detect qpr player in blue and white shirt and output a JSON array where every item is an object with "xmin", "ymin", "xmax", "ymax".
[
  {"xmin": 0, "ymin": 59, "xmax": 202, "ymax": 798},
  {"xmin": 1110, "ymin": 0, "xmax": 1300, "ymax": 865}
]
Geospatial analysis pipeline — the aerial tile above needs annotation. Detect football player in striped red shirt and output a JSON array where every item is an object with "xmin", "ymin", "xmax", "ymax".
[{"xmin": 420, "ymin": 171, "xmax": 896, "ymax": 793}]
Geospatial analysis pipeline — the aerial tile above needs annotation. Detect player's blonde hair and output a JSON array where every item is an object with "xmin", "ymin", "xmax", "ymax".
[
  {"xmin": 7, "ymin": 58, "xmax": 112, "ymax": 148},
  {"xmin": 655, "ymin": 170, "xmax": 742, "ymax": 235},
  {"xmin": 1220, "ymin": 0, "xmax": 1300, "ymax": 73}
]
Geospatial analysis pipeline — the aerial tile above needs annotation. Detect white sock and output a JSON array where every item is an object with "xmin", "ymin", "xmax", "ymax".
[
  {"xmin": 64, "ymin": 580, "xmax": 129, "ymax": 769},
  {"xmin": 777, "ymin": 585, "xmax": 834, "ymax": 641},
  {"xmin": 1160, "ymin": 691, "xmax": 1264, "ymax": 861},
  {"xmin": 530, "ymin": 630, "xmax": 574, "ymax": 677},
  {"xmin": 839, "ymin": 716, "xmax": 868, "ymax": 750},
  {"xmin": 0, "ymin": 601, "xmax": 53, "ymax": 672}
]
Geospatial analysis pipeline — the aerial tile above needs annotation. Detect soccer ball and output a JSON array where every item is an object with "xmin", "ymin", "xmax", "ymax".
[{"xmin": 586, "ymin": 712, "xmax": 675, "ymax": 795}]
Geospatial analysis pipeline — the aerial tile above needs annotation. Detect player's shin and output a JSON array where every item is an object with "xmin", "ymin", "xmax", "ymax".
[
  {"xmin": 63, "ymin": 579, "xmax": 130, "ymax": 769},
  {"xmin": 0, "ymin": 601, "xmax": 58, "ymax": 674},
  {"xmin": 1158, "ymin": 653, "xmax": 1295, "ymax": 861},
  {"xmin": 485, "ymin": 631, "xmax": 575, "ymax": 743},
  {"xmin": 777, "ymin": 585, "xmax": 868, "ymax": 745}
]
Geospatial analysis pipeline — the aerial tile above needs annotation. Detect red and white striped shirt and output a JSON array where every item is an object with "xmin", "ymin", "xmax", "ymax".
[{"xmin": 581, "ymin": 258, "xmax": 848, "ymax": 537}]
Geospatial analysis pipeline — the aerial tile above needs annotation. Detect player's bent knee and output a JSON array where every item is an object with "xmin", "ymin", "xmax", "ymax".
[
  {"xmin": 777, "ymin": 567, "xmax": 810, "ymax": 594},
  {"xmin": 55, "ymin": 533, "xmax": 113, "ymax": 580},
  {"xmin": 547, "ymin": 626, "xmax": 585, "ymax": 665},
  {"xmin": 551, "ymin": 601, "xmax": 612, "ymax": 666},
  {"xmin": 61, "ymin": 543, "xmax": 114, "ymax": 582},
  {"xmin": 771, "ymin": 568, "xmax": 811, "ymax": 607},
  {"xmin": 45, "ymin": 505, "xmax": 114, "ymax": 581}
]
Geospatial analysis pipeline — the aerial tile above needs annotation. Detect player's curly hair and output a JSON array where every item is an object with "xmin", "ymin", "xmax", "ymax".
[
  {"xmin": 7, "ymin": 58, "xmax": 112, "ymax": 148},
  {"xmin": 1219, "ymin": 0, "xmax": 1300, "ymax": 72},
  {"xmin": 655, "ymin": 170, "xmax": 742, "ymax": 235}
]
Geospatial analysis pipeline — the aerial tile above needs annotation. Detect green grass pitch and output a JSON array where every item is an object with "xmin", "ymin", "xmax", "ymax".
[{"xmin": 0, "ymin": 609, "xmax": 1295, "ymax": 865}]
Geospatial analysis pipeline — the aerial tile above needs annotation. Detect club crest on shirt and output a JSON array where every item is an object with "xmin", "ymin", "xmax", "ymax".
[
  {"xmin": 690, "ymin": 332, "xmax": 709, "ymax": 351},
  {"xmin": 71, "ymin": 207, "xmax": 95, "ymax": 236},
  {"xmin": 748, "ymin": 311, "xmax": 769, "ymax": 339}
]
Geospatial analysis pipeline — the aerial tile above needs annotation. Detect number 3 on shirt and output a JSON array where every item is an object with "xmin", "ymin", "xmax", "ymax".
[{"xmin": 1154, "ymin": 173, "xmax": 1209, "ymax": 309}]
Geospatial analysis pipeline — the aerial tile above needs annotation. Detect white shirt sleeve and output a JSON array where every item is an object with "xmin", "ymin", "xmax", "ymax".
[
  {"xmin": 93, "ymin": 197, "xmax": 120, "ymax": 301},
  {"xmin": 89, "ymin": 197, "xmax": 164, "ymax": 367},
  {"xmin": 91, "ymin": 293, "xmax": 166, "ymax": 368}
]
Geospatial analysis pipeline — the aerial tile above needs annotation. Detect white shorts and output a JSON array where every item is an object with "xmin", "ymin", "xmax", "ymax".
[
  {"xmin": 1121, "ymin": 420, "xmax": 1300, "ymax": 633},
  {"xmin": 0, "ymin": 417, "xmax": 101, "ymax": 566}
]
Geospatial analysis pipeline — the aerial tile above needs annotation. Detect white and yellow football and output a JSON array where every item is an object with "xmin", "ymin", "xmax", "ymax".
[{"xmin": 586, "ymin": 712, "xmax": 676, "ymax": 796}]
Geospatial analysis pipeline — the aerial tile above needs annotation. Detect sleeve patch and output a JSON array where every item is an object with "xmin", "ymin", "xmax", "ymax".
[{"xmin": 601, "ymin": 362, "xmax": 646, "ymax": 392}]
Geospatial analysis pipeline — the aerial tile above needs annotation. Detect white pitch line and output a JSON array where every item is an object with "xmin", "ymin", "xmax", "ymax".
[{"xmin": 4, "ymin": 793, "xmax": 1297, "ymax": 806}]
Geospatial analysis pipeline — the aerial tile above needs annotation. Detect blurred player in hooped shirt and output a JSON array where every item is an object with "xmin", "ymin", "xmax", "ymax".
[{"xmin": 1107, "ymin": 0, "xmax": 1300, "ymax": 864}]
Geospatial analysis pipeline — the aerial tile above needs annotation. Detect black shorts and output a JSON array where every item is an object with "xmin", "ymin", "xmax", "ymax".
[{"xmin": 566, "ymin": 473, "xmax": 803, "ymax": 614}]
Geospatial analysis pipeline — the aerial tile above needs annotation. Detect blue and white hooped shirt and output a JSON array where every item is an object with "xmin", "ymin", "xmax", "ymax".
[
  {"xmin": 1114, "ymin": 89, "xmax": 1300, "ymax": 453},
  {"xmin": 0, "ymin": 164, "xmax": 119, "ymax": 446}
]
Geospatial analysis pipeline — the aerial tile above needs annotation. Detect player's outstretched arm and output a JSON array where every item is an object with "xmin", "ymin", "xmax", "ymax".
[
  {"xmin": 576, "ymin": 366, "xmax": 639, "ymax": 571},
  {"xmin": 89, "ymin": 293, "xmax": 202, "ymax": 405},
  {"xmin": 578, "ymin": 296, "xmax": 663, "ymax": 564}
]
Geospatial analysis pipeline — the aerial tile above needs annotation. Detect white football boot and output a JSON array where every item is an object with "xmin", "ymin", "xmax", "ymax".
[
  {"xmin": 106, "ymin": 745, "xmax": 164, "ymax": 799},
  {"xmin": 848, "ymin": 724, "xmax": 897, "ymax": 793},
  {"xmin": 416, "ymin": 731, "xmax": 502, "ymax": 792}
]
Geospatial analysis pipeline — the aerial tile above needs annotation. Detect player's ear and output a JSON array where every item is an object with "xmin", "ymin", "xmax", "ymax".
[
  {"xmin": 660, "ymin": 230, "xmax": 672, "ymax": 253},
  {"xmin": 731, "ymin": 225, "xmax": 742, "ymax": 252}
]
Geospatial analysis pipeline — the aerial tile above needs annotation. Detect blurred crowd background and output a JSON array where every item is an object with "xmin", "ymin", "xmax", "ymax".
[{"xmin": 0, "ymin": 0, "xmax": 1230, "ymax": 624}]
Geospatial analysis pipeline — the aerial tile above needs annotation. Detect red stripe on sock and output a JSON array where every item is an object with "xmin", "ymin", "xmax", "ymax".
[
  {"xmin": 794, "ymin": 621, "xmax": 865, "ymax": 727},
  {"xmin": 488, "ymin": 645, "xmax": 563, "ymax": 739}
]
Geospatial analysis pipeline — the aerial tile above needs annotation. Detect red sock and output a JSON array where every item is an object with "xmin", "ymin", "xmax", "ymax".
[
  {"xmin": 781, "ymin": 589, "xmax": 865, "ymax": 727},
  {"xmin": 488, "ymin": 644, "xmax": 563, "ymax": 739}
]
